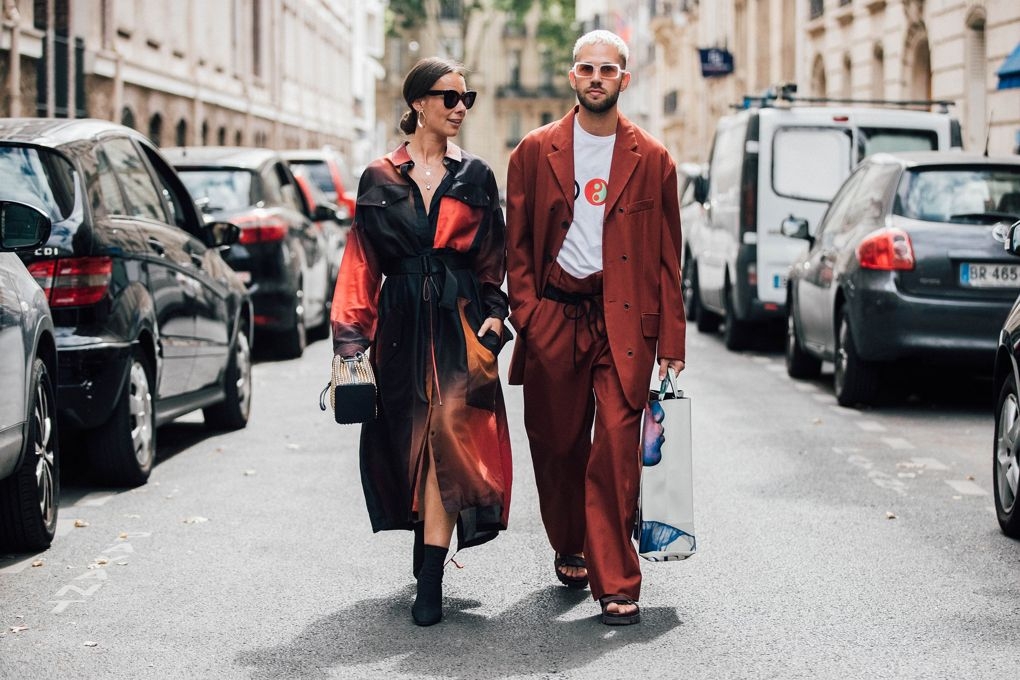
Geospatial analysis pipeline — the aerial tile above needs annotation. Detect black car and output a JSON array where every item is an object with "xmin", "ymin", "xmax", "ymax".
[
  {"xmin": 163, "ymin": 147, "xmax": 332, "ymax": 358},
  {"xmin": 784, "ymin": 152, "xmax": 1020, "ymax": 406},
  {"xmin": 0, "ymin": 118, "xmax": 253, "ymax": 487},
  {"xmin": 0, "ymin": 201, "xmax": 58, "ymax": 551},
  {"xmin": 992, "ymin": 220, "xmax": 1020, "ymax": 538}
]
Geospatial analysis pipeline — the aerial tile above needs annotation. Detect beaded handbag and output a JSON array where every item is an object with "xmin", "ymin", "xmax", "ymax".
[{"xmin": 318, "ymin": 352, "xmax": 377, "ymax": 424}]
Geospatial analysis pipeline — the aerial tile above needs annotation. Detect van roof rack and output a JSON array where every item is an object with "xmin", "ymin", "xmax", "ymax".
[{"xmin": 732, "ymin": 83, "xmax": 955, "ymax": 114}]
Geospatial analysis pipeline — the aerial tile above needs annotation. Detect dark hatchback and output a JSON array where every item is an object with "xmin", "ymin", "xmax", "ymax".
[
  {"xmin": 784, "ymin": 152, "xmax": 1020, "ymax": 406},
  {"xmin": 992, "ymin": 221, "xmax": 1020, "ymax": 539},
  {"xmin": 163, "ymin": 146, "xmax": 331, "ymax": 358},
  {"xmin": 0, "ymin": 118, "xmax": 253, "ymax": 487}
]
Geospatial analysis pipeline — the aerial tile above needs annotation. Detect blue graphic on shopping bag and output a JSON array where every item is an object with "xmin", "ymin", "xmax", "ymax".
[
  {"xmin": 638, "ymin": 520, "xmax": 696, "ymax": 559},
  {"xmin": 642, "ymin": 401, "xmax": 666, "ymax": 466}
]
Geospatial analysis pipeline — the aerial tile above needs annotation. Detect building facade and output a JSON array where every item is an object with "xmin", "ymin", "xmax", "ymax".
[
  {"xmin": 578, "ymin": 0, "xmax": 1020, "ymax": 162},
  {"xmin": 0, "ymin": 0, "xmax": 387, "ymax": 165},
  {"xmin": 378, "ymin": 0, "xmax": 576, "ymax": 186}
]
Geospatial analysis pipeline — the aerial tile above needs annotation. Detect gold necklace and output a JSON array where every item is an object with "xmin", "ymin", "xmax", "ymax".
[{"xmin": 410, "ymin": 148, "xmax": 442, "ymax": 191}]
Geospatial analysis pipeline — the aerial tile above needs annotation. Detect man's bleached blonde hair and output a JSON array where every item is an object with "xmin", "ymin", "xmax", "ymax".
[{"xmin": 572, "ymin": 29, "xmax": 629, "ymax": 68}]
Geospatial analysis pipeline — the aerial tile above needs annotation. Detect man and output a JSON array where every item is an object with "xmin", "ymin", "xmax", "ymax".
[{"xmin": 505, "ymin": 29, "xmax": 686, "ymax": 626}]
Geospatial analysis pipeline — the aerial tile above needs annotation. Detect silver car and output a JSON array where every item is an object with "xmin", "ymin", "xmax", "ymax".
[{"xmin": 0, "ymin": 200, "xmax": 59, "ymax": 552}]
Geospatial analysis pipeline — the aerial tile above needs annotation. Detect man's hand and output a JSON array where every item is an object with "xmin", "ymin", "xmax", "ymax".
[{"xmin": 658, "ymin": 358, "xmax": 685, "ymax": 381}]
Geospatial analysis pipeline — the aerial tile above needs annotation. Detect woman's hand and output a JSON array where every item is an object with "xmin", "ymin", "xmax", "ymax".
[{"xmin": 478, "ymin": 317, "xmax": 503, "ymax": 338}]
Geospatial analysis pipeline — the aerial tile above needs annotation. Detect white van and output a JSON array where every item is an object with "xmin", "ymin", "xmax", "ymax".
[{"xmin": 685, "ymin": 99, "xmax": 962, "ymax": 349}]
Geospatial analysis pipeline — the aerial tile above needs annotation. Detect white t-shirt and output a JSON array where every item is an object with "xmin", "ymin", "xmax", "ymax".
[{"xmin": 556, "ymin": 118, "xmax": 616, "ymax": 278}]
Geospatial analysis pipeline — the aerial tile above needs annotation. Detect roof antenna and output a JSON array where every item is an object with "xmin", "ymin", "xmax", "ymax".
[{"xmin": 984, "ymin": 108, "xmax": 993, "ymax": 157}]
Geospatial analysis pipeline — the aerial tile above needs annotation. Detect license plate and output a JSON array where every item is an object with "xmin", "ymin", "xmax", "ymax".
[{"xmin": 959, "ymin": 263, "xmax": 1020, "ymax": 287}]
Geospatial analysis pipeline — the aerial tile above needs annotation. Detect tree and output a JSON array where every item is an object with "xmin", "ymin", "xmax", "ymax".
[{"xmin": 386, "ymin": 0, "xmax": 576, "ymax": 75}]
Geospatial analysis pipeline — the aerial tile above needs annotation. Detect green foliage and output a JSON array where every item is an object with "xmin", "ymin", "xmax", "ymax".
[{"xmin": 386, "ymin": 0, "xmax": 427, "ymax": 36}]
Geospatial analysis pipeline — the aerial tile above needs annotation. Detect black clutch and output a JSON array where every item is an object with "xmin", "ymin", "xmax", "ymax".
[{"xmin": 318, "ymin": 352, "xmax": 378, "ymax": 424}]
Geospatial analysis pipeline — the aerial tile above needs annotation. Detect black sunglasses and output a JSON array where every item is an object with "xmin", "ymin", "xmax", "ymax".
[{"xmin": 426, "ymin": 90, "xmax": 477, "ymax": 109}]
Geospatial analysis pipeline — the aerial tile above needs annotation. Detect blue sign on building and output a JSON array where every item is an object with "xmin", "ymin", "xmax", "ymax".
[{"xmin": 699, "ymin": 48, "xmax": 735, "ymax": 78}]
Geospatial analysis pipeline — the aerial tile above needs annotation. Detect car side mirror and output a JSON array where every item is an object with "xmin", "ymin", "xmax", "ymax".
[
  {"xmin": 0, "ymin": 200, "xmax": 52, "ymax": 251},
  {"xmin": 1007, "ymin": 220, "xmax": 1020, "ymax": 257},
  {"xmin": 781, "ymin": 215, "xmax": 811, "ymax": 241},
  {"xmin": 693, "ymin": 175, "xmax": 709, "ymax": 205},
  {"xmin": 312, "ymin": 203, "xmax": 339, "ymax": 223},
  {"xmin": 206, "ymin": 220, "xmax": 241, "ymax": 248}
]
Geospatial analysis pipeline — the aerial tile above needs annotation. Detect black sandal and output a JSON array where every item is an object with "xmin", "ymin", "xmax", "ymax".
[
  {"xmin": 599, "ymin": 595, "xmax": 640, "ymax": 626},
  {"xmin": 554, "ymin": 553, "xmax": 589, "ymax": 589}
]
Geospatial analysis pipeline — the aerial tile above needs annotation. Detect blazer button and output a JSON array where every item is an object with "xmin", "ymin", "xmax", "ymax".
[
  {"xmin": 621, "ymin": 254, "xmax": 628, "ymax": 261},
  {"xmin": 561, "ymin": 221, "xmax": 569, "ymax": 230},
  {"xmin": 626, "ymin": 349, "xmax": 634, "ymax": 357},
  {"xmin": 623, "ymin": 303, "xmax": 630, "ymax": 310}
]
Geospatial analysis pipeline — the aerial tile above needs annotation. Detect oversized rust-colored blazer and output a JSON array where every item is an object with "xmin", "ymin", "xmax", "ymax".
[{"xmin": 505, "ymin": 107, "xmax": 686, "ymax": 411}]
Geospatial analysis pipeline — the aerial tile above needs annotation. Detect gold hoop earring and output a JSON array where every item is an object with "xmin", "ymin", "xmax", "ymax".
[{"xmin": 417, "ymin": 109, "xmax": 426, "ymax": 128}]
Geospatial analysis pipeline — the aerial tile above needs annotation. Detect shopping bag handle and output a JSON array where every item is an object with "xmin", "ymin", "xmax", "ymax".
[{"xmin": 658, "ymin": 367, "xmax": 684, "ymax": 400}]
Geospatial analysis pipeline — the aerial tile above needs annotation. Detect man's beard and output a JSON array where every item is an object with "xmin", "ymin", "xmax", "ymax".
[{"xmin": 576, "ymin": 87, "xmax": 619, "ymax": 113}]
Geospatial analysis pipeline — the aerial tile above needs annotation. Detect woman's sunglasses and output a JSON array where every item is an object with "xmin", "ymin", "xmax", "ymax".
[{"xmin": 426, "ymin": 90, "xmax": 477, "ymax": 109}]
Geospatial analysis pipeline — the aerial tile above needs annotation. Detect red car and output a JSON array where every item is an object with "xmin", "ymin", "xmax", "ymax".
[{"xmin": 281, "ymin": 147, "xmax": 358, "ymax": 221}]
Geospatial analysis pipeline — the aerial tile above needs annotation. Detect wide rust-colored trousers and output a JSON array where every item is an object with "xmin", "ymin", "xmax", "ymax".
[{"xmin": 522, "ymin": 264, "xmax": 644, "ymax": 602}]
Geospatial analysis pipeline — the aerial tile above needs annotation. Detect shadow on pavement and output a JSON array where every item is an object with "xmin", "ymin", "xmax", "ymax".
[{"xmin": 236, "ymin": 584, "xmax": 682, "ymax": 679}]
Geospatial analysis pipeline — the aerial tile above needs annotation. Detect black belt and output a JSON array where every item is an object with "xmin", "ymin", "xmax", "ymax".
[
  {"xmin": 385, "ymin": 250, "xmax": 471, "ymax": 310},
  {"xmin": 543, "ymin": 282, "xmax": 605, "ymax": 370}
]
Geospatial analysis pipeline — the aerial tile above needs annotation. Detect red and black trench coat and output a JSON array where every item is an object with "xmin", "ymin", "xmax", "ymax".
[{"xmin": 330, "ymin": 142, "xmax": 513, "ymax": 550}]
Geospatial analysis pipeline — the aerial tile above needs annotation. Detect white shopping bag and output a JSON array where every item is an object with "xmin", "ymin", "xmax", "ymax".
[{"xmin": 633, "ymin": 371, "xmax": 696, "ymax": 561}]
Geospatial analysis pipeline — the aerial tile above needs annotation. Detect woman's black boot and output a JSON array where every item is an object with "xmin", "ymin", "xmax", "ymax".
[
  {"xmin": 412, "ymin": 523, "xmax": 424, "ymax": 579},
  {"xmin": 412, "ymin": 545, "xmax": 447, "ymax": 626}
]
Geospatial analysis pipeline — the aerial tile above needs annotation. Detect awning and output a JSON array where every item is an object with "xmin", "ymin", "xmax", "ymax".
[{"xmin": 998, "ymin": 42, "xmax": 1020, "ymax": 90}]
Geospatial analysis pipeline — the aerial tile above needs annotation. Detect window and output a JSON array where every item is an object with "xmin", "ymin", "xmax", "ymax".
[
  {"xmin": 175, "ymin": 119, "xmax": 188, "ymax": 146},
  {"xmin": 895, "ymin": 167, "xmax": 1020, "ymax": 223},
  {"xmin": 815, "ymin": 168, "xmax": 866, "ymax": 249},
  {"xmin": 773, "ymin": 127, "xmax": 853, "ymax": 202},
  {"xmin": 148, "ymin": 113, "xmax": 163, "ymax": 147},
  {"xmin": 663, "ymin": 90, "xmax": 679, "ymax": 116},
  {"xmin": 100, "ymin": 138, "xmax": 168, "ymax": 221},
  {"xmin": 857, "ymin": 127, "xmax": 937, "ymax": 162},
  {"xmin": 177, "ymin": 169, "xmax": 255, "ymax": 212},
  {"xmin": 0, "ymin": 146, "xmax": 78, "ymax": 222},
  {"xmin": 138, "ymin": 144, "xmax": 190, "ymax": 230},
  {"xmin": 95, "ymin": 144, "xmax": 128, "ymax": 216}
]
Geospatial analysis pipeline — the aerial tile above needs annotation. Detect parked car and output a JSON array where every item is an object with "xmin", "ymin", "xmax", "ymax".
[
  {"xmin": 784, "ymin": 151, "xmax": 1020, "ymax": 406},
  {"xmin": 689, "ymin": 95, "xmax": 962, "ymax": 350},
  {"xmin": 280, "ymin": 147, "xmax": 358, "ymax": 222},
  {"xmin": 993, "ymin": 220, "xmax": 1020, "ymax": 539},
  {"xmin": 164, "ymin": 146, "xmax": 331, "ymax": 358},
  {"xmin": 292, "ymin": 173, "xmax": 347, "ymax": 312},
  {"xmin": 0, "ymin": 118, "xmax": 253, "ymax": 487},
  {"xmin": 677, "ymin": 161, "xmax": 709, "ymax": 321},
  {"xmin": 0, "ymin": 201, "xmax": 58, "ymax": 552}
]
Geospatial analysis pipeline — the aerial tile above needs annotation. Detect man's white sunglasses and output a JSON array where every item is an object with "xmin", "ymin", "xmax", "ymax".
[{"xmin": 571, "ymin": 62, "xmax": 625, "ymax": 79}]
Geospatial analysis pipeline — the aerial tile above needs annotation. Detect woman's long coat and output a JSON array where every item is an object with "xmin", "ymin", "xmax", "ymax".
[{"xmin": 330, "ymin": 142, "xmax": 513, "ymax": 550}]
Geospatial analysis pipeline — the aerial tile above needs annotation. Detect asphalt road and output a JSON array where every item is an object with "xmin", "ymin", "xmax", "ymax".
[{"xmin": 2, "ymin": 327, "xmax": 1018, "ymax": 679}]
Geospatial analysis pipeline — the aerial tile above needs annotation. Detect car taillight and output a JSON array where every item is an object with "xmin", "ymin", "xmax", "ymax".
[
  {"xmin": 28, "ymin": 256, "xmax": 113, "ymax": 307},
  {"xmin": 856, "ymin": 228, "xmax": 915, "ymax": 271},
  {"xmin": 238, "ymin": 221, "xmax": 288, "ymax": 244}
]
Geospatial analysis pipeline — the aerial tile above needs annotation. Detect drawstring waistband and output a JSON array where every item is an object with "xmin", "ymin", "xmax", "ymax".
[{"xmin": 543, "ymin": 282, "xmax": 605, "ymax": 371}]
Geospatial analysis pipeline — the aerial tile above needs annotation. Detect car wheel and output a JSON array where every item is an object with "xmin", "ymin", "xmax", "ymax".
[
  {"xmin": 785, "ymin": 306, "xmax": 822, "ymax": 379},
  {"xmin": 833, "ymin": 309, "xmax": 880, "ymax": 407},
  {"xmin": 994, "ymin": 374, "xmax": 1020, "ymax": 537},
  {"xmin": 203, "ymin": 324, "xmax": 252, "ymax": 431},
  {"xmin": 682, "ymin": 257, "xmax": 699, "ymax": 322},
  {"xmin": 722, "ymin": 286, "xmax": 752, "ymax": 351},
  {"xmin": 0, "ymin": 358, "xmax": 59, "ymax": 552},
  {"xmin": 87, "ymin": 351, "xmax": 155, "ymax": 487},
  {"xmin": 279, "ymin": 289, "xmax": 307, "ymax": 359}
]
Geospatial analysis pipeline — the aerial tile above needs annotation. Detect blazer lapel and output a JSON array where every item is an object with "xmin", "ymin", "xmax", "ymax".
[
  {"xmin": 604, "ymin": 115, "xmax": 640, "ymax": 215},
  {"xmin": 546, "ymin": 109, "xmax": 576, "ymax": 207}
]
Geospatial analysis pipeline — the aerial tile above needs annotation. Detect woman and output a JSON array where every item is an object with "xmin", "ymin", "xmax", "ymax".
[{"xmin": 330, "ymin": 57, "xmax": 513, "ymax": 627}]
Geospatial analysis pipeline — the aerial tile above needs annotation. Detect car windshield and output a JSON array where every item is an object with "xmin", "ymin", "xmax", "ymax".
[
  {"xmin": 177, "ymin": 169, "xmax": 254, "ymax": 212},
  {"xmin": 895, "ymin": 166, "xmax": 1020, "ymax": 224},
  {"xmin": 0, "ymin": 144, "xmax": 78, "ymax": 222},
  {"xmin": 288, "ymin": 161, "xmax": 337, "ymax": 201}
]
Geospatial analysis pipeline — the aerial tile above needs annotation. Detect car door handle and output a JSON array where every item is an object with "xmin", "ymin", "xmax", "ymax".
[{"xmin": 148, "ymin": 238, "xmax": 165, "ymax": 256}]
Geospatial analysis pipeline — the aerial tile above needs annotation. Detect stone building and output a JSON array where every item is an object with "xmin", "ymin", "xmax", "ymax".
[
  {"xmin": 0, "ymin": 0, "xmax": 387, "ymax": 166},
  {"xmin": 580, "ymin": 0, "xmax": 1020, "ymax": 162},
  {"xmin": 378, "ymin": 0, "xmax": 575, "ymax": 185}
]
